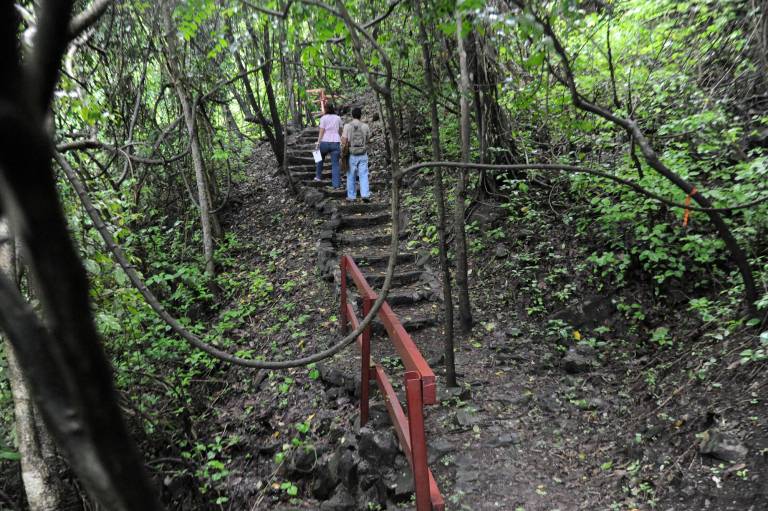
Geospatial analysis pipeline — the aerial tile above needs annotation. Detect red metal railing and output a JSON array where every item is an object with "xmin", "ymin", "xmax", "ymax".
[{"xmin": 339, "ymin": 255, "xmax": 445, "ymax": 511}]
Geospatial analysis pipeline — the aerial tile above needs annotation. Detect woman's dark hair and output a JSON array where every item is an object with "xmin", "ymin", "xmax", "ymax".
[{"xmin": 325, "ymin": 103, "xmax": 336, "ymax": 115}]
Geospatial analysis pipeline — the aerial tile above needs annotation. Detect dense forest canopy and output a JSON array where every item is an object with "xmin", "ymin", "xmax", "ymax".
[{"xmin": 1, "ymin": 0, "xmax": 767, "ymax": 509}]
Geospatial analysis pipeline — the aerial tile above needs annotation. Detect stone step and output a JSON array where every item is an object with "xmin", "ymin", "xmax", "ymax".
[
  {"xmin": 336, "ymin": 223, "xmax": 407, "ymax": 246},
  {"xmin": 350, "ymin": 252, "xmax": 416, "ymax": 267},
  {"xmin": 372, "ymin": 314, "xmax": 437, "ymax": 335},
  {"xmin": 324, "ymin": 188, "xmax": 348, "ymax": 199},
  {"xmin": 287, "ymin": 148, "xmax": 317, "ymax": 156},
  {"xmin": 337, "ymin": 232, "xmax": 405, "ymax": 247},
  {"xmin": 337, "ymin": 202, "xmax": 389, "ymax": 215},
  {"xmin": 355, "ymin": 289, "xmax": 430, "ymax": 308},
  {"xmin": 287, "ymin": 164, "xmax": 316, "ymax": 173},
  {"xmin": 301, "ymin": 181, "xmax": 388, "ymax": 195},
  {"xmin": 365, "ymin": 270, "xmax": 423, "ymax": 288},
  {"xmin": 291, "ymin": 170, "xmax": 317, "ymax": 180},
  {"xmin": 301, "ymin": 179, "xmax": 333, "ymax": 188},
  {"xmin": 339, "ymin": 211, "xmax": 391, "ymax": 228},
  {"xmin": 389, "ymin": 301, "xmax": 441, "ymax": 329},
  {"xmin": 288, "ymin": 155, "xmax": 316, "ymax": 165},
  {"xmin": 290, "ymin": 144, "xmax": 317, "ymax": 152}
]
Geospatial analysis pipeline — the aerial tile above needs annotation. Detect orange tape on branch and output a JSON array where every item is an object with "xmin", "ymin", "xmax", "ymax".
[{"xmin": 682, "ymin": 187, "xmax": 697, "ymax": 227}]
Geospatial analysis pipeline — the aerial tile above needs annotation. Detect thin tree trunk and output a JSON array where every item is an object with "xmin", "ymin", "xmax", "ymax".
[
  {"xmin": 162, "ymin": 9, "xmax": 216, "ymax": 277},
  {"xmin": 224, "ymin": 103, "xmax": 245, "ymax": 142},
  {"xmin": 278, "ymin": 11, "xmax": 300, "ymax": 128},
  {"xmin": 455, "ymin": 9, "xmax": 473, "ymax": 333},
  {"xmin": 415, "ymin": 0, "xmax": 457, "ymax": 387},
  {"xmin": 234, "ymin": 50, "xmax": 277, "ymax": 150},
  {"xmin": 1, "ymin": 220, "xmax": 64, "ymax": 511},
  {"xmin": 259, "ymin": 25, "xmax": 285, "ymax": 166}
]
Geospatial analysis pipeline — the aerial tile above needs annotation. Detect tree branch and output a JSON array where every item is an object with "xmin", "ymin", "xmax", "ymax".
[{"xmin": 69, "ymin": 0, "xmax": 113, "ymax": 40}]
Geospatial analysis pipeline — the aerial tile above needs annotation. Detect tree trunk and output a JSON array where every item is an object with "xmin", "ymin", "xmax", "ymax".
[
  {"xmin": 259, "ymin": 24, "xmax": 286, "ymax": 166},
  {"xmin": 1, "ymin": 220, "xmax": 65, "ymax": 511},
  {"xmin": 224, "ymin": 103, "xmax": 245, "ymax": 142},
  {"xmin": 415, "ymin": 0, "xmax": 457, "ymax": 387},
  {"xmin": 278, "ymin": 12, "xmax": 300, "ymax": 128},
  {"xmin": 455, "ymin": 9, "xmax": 473, "ymax": 333},
  {"xmin": 162, "ymin": 9, "xmax": 216, "ymax": 278}
]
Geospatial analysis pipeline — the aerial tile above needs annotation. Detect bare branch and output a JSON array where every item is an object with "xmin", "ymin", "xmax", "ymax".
[
  {"xmin": 240, "ymin": 0, "xmax": 294, "ymax": 18},
  {"xmin": 69, "ymin": 0, "xmax": 113, "ymax": 40},
  {"xmin": 328, "ymin": 0, "xmax": 404, "ymax": 43},
  {"xmin": 55, "ymin": 154, "xmax": 398, "ymax": 370},
  {"xmin": 56, "ymin": 139, "xmax": 190, "ymax": 165}
]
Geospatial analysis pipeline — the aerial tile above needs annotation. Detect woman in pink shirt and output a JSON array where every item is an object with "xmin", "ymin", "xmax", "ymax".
[{"xmin": 314, "ymin": 104, "xmax": 343, "ymax": 189}]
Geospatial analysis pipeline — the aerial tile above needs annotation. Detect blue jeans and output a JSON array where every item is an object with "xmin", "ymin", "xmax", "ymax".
[
  {"xmin": 315, "ymin": 142, "xmax": 341, "ymax": 188},
  {"xmin": 347, "ymin": 153, "xmax": 369, "ymax": 200}
]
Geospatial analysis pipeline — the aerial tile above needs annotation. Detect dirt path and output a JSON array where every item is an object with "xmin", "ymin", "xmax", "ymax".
[
  {"xmin": 257, "ymin": 122, "xmax": 767, "ymax": 511},
  {"xmin": 282, "ymin": 124, "xmax": 598, "ymax": 510}
]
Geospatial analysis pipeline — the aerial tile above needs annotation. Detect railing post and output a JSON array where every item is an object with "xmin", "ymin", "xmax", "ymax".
[
  {"xmin": 340, "ymin": 257, "xmax": 348, "ymax": 334},
  {"xmin": 405, "ymin": 372, "xmax": 430, "ymax": 511},
  {"xmin": 360, "ymin": 296, "xmax": 373, "ymax": 425}
]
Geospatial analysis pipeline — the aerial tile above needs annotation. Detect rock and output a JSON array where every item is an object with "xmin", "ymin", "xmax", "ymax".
[
  {"xmin": 427, "ymin": 438, "xmax": 454, "ymax": 465},
  {"xmin": 356, "ymin": 459, "xmax": 377, "ymax": 489},
  {"xmin": 506, "ymin": 327, "xmax": 523, "ymax": 338},
  {"xmin": 319, "ymin": 365, "xmax": 357, "ymax": 395},
  {"xmin": 455, "ymin": 409, "xmax": 475, "ymax": 428},
  {"xmin": 454, "ymin": 454, "xmax": 479, "ymax": 492},
  {"xmin": 326, "ymin": 387, "xmax": 343, "ymax": 401},
  {"xmin": 586, "ymin": 397, "xmax": 608, "ymax": 410},
  {"xmin": 438, "ymin": 385, "xmax": 471, "ymax": 403},
  {"xmin": 416, "ymin": 251, "xmax": 430, "ymax": 267},
  {"xmin": 358, "ymin": 480, "xmax": 386, "ymax": 510},
  {"xmin": 319, "ymin": 365, "xmax": 346, "ymax": 387},
  {"xmin": 699, "ymin": 430, "xmax": 748, "ymax": 462},
  {"xmin": 392, "ymin": 469, "xmax": 414, "ymax": 500},
  {"xmin": 494, "ymin": 245, "xmax": 509, "ymax": 259},
  {"xmin": 287, "ymin": 446, "xmax": 319, "ymax": 476},
  {"xmin": 359, "ymin": 427, "xmax": 399, "ymax": 466},
  {"xmin": 468, "ymin": 203, "xmax": 504, "ymax": 228},
  {"xmin": 320, "ymin": 485, "xmax": 356, "ymax": 511},
  {"xmin": 334, "ymin": 447, "xmax": 359, "ymax": 490},
  {"xmin": 537, "ymin": 393, "xmax": 561, "ymax": 414},
  {"xmin": 312, "ymin": 453, "xmax": 340, "ymax": 499},
  {"xmin": 562, "ymin": 348, "xmax": 593, "ymax": 374},
  {"xmin": 366, "ymin": 401, "xmax": 392, "ymax": 428},
  {"xmin": 486, "ymin": 433, "xmax": 520, "ymax": 448},
  {"xmin": 304, "ymin": 188, "xmax": 325, "ymax": 206},
  {"xmin": 549, "ymin": 293, "xmax": 616, "ymax": 330}
]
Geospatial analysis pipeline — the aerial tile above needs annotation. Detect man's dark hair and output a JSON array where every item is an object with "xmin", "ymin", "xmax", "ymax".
[
  {"xmin": 352, "ymin": 107, "xmax": 362, "ymax": 119},
  {"xmin": 325, "ymin": 103, "xmax": 336, "ymax": 115}
]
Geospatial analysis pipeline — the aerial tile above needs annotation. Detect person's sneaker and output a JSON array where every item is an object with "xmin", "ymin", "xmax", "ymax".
[
  {"xmin": 362, "ymin": 197, "xmax": 371, "ymax": 203},
  {"xmin": 313, "ymin": 177, "xmax": 321, "ymax": 182}
]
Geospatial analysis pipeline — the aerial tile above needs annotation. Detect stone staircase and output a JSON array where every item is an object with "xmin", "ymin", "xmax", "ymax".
[{"xmin": 285, "ymin": 126, "xmax": 441, "ymax": 335}]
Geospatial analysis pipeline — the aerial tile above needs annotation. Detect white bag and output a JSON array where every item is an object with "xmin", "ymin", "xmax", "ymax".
[{"xmin": 312, "ymin": 149, "xmax": 322, "ymax": 163}]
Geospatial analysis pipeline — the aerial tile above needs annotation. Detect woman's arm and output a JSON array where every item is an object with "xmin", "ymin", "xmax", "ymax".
[{"xmin": 315, "ymin": 127, "xmax": 325, "ymax": 147}]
